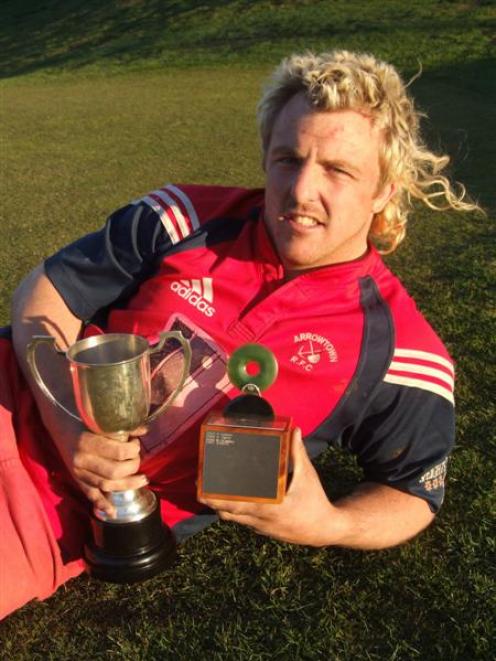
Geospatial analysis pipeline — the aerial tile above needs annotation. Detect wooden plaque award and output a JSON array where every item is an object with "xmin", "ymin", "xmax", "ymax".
[{"xmin": 198, "ymin": 344, "xmax": 292, "ymax": 504}]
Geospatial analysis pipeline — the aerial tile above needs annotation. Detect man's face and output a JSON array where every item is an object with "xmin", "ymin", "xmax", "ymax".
[{"xmin": 263, "ymin": 93, "xmax": 394, "ymax": 274}]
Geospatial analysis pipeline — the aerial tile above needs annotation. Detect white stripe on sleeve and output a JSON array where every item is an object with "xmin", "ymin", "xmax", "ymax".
[
  {"xmin": 165, "ymin": 184, "xmax": 200, "ymax": 231},
  {"xmin": 151, "ymin": 189, "xmax": 191, "ymax": 238},
  {"xmin": 384, "ymin": 373, "xmax": 454, "ymax": 405},
  {"xmin": 392, "ymin": 349, "xmax": 454, "ymax": 376},
  {"xmin": 142, "ymin": 195, "xmax": 180, "ymax": 244},
  {"xmin": 388, "ymin": 361, "xmax": 454, "ymax": 391}
]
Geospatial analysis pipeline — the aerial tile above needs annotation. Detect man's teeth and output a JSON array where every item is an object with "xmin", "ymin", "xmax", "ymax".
[
  {"xmin": 292, "ymin": 215, "xmax": 318, "ymax": 227},
  {"xmin": 277, "ymin": 214, "xmax": 321, "ymax": 227}
]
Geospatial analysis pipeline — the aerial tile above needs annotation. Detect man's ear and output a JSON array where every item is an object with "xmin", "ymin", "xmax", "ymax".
[{"xmin": 372, "ymin": 182, "xmax": 397, "ymax": 214}]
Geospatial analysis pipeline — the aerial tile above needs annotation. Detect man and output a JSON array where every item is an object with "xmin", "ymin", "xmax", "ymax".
[{"xmin": 1, "ymin": 50, "xmax": 477, "ymax": 618}]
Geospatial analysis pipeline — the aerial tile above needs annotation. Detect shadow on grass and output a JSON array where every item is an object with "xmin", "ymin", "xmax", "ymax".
[
  {"xmin": 410, "ymin": 57, "xmax": 495, "ymax": 312},
  {"xmin": 412, "ymin": 57, "xmax": 495, "ymax": 213},
  {"xmin": 0, "ymin": 0, "xmax": 245, "ymax": 78},
  {"xmin": 0, "ymin": 0, "xmax": 493, "ymax": 78}
]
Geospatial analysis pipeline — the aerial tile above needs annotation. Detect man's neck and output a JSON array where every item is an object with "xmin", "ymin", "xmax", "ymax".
[{"xmin": 283, "ymin": 246, "xmax": 371, "ymax": 282}]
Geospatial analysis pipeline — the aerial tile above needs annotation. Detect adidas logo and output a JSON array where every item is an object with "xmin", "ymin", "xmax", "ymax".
[{"xmin": 170, "ymin": 278, "xmax": 216, "ymax": 317}]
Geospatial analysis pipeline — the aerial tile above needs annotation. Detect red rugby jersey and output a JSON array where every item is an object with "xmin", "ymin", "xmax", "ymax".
[{"xmin": 43, "ymin": 184, "xmax": 455, "ymax": 542}]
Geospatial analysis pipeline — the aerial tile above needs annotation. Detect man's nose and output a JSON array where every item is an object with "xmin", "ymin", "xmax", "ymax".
[{"xmin": 290, "ymin": 161, "xmax": 319, "ymax": 205}]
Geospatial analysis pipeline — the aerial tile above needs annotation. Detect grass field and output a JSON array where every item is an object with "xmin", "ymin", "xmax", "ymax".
[{"xmin": 0, "ymin": 1, "xmax": 495, "ymax": 659}]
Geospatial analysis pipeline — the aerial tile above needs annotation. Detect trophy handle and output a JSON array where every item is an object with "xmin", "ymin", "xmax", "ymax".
[
  {"xmin": 26, "ymin": 335, "xmax": 83, "ymax": 422},
  {"xmin": 146, "ymin": 330, "xmax": 192, "ymax": 423}
]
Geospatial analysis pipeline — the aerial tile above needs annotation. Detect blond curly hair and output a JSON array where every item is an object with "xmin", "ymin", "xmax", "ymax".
[{"xmin": 257, "ymin": 50, "xmax": 479, "ymax": 253}]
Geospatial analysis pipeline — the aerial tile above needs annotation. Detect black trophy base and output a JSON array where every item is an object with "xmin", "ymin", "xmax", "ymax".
[{"xmin": 84, "ymin": 503, "xmax": 176, "ymax": 584}]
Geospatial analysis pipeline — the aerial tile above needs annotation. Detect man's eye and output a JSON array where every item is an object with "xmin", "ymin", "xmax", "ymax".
[
  {"xmin": 277, "ymin": 156, "xmax": 298, "ymax": 165},
  {"xmin": 329, "ymin": 166, "xmax": 351, "ymax": 177}
]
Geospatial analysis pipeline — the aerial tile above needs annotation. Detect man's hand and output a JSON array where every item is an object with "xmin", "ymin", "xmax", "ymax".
[
  {"xmin": 199, "ymin": 427, "xmax": 435, "ymax": 549},
  {"xmin": 199, "ymin": 428, "xmax": 343, "ymax": 546},
  {"xmin": 56, "ymin": 424, "xmax": 150, "ymax": 518}
]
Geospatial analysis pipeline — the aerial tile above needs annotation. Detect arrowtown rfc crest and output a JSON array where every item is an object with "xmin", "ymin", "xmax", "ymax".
[{"xmin": 291, "ymin": 332, "xmax": 338, "ymax": 371}]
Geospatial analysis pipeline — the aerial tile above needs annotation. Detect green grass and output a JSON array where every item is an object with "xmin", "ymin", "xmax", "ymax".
[
  {"xmin": 1, "ymin": 0, "xmax": 495, "ymax": 79},
  {"xmin": 0, "ymin": 1, "xmax": 495, "ymax": 659}
]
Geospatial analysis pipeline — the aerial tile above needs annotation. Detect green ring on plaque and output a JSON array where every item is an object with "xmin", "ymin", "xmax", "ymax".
[{"xmin": 227, "ymin": 343, "xmax": 278, "ymax": 392}]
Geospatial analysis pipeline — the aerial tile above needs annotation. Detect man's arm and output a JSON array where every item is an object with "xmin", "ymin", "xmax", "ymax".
[
  {"xmin": 199, "ymin": 428, "xmax": 434, "ymax": 549},
  {"xmin": 11, "ymin": 265, "xmax": 148, "ymax": 516},
  {"xmin": 12, "ymin": 265, "xmax": 83, "ymax": 362}
]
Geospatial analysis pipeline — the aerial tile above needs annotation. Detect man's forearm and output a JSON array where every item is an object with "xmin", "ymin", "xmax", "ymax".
[{"xmin": 328, "ymin": 482, "xmax": 435, "ymax": 550}]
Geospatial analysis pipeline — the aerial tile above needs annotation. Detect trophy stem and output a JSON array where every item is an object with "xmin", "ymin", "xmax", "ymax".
[{"xmin": 95, "ymin": 487, "xmax": 157, "ymax": 523}]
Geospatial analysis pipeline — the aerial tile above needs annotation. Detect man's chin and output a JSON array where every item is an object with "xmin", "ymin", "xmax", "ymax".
[
  {"xmin": 273, "ymin": 234, "xmax": 335, "ymax": 272},
  {"xmin": 280, "ymin": 251, "xmax": 320, "ymax": 273}
]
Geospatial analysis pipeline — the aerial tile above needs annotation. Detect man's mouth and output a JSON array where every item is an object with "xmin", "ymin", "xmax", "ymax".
[{"xmin": 278, "ymin": 213, "xmax": 323, "ymax": 228}]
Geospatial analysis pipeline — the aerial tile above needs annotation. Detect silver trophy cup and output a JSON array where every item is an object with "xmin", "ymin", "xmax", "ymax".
[{"xmin": 27, "ymin": 331, "xmax": 191, "ymax": 583}]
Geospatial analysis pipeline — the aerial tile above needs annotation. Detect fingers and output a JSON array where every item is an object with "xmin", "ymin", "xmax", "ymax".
[
  {"xmin": 129, "ymin": 425, "xmax": 150, "ymax": 437},
  {"xmin": 73, "ymin": 434, "xmax": 143, "ymax": 479},
  {"xmin": 74, "ymin": 466, "xmax": 149, "ymax": 494},
  {"xmin": 75, "ymin": 455, "xmax": 149, "ymax": 519},
  {"xmin": 216, "ymin": 510, "xmax": 255, "ymax": 524},
  {"xmin": 212, "ymin": 502, "xmax": 256, "ymax": 525},
  {"xmin": 210, "ymin": 502, "xmax": 277, "ymax": 540},
  {"xmin": 205, "ymin": 500, "xmax": 250, "ymax": 517},
  {"xmin": 201, "ymin": 497, "xmax": 264, "ymax": 522},
  {"xmin": 290, "ymin": 427, "xmax": 305, "ymax": 463},
  {"xmin": 74, "ymin": 449, "xmax": 140, "ymax": 477},
  {"xmin": 69, "ymin": 433, "xmax": 148, "ymax": 512},
  {"xmin": 289, "ymin": 427, "xmax": 313, "ymax": 476},
  {"xmin": 79, "ymin": 435, "xmax": 142, "ymax": 461},
  {"xmin": 79, "ymin": 485, "xmax": 116, "ymax": 518}
]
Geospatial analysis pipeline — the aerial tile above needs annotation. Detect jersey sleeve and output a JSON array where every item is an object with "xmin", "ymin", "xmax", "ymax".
[
  {"xmin": 346, "ymin": 364, "xmax": 455, "ymax": 513},
  {"xmin": 45, "ymin": 183, "xmax": 263, "ymax": 321},
  {"xmin": 45, "ymin": 201, "xmax": 166, "ymax": 321}
]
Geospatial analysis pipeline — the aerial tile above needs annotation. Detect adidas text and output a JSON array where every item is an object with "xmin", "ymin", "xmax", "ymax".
[{"xmin": 171, "ymin": 281, "xmax": 215, "ymax": 317}]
